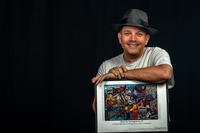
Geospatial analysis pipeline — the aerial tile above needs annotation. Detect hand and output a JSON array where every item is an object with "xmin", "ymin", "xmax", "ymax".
[
  {"xmin": 108, "ymin": 65, "xmax": 128, "ymax": 79},
  {"xmin": 91, "ymin": 66, "xmax": 128, "ymax": 85},
  {"xmin": 91, "ymin": 73, "xmax": 116, "ymax": 85}
]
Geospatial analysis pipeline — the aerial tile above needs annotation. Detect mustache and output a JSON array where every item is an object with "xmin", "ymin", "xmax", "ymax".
[{"xmin": 127, "ymin": 40, "xmax": 141, "ymax": 45}]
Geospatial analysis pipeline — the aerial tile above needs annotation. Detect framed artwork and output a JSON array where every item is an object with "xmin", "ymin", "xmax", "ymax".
[{"xmin": 95, "ymin": 80, "xmax": 169, "ymax": 133}]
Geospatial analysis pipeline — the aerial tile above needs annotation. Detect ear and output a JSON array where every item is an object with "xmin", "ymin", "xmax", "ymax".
[
  {"xmin": 118, "ymin": 32, "xmax": 122, "ymax": 44},
  {"xmin": 145, "ymin": 34, "xmax": 150, "ymax": 45}
]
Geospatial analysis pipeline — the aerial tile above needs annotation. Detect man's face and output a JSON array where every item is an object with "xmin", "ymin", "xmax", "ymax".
[{"xmin": 118, "ymin": 26, "xmax": 150, "ymax": 59}]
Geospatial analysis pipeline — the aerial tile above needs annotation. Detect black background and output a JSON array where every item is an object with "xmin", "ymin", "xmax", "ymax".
[{"xmin": 1, "ymin": 0, "xmax": 199, "ymax": 132}]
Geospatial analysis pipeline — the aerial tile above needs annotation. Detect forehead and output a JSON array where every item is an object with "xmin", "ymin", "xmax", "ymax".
[{"xmin": 121, "ymin": 26, "xmax": 147, "ymax": 33}]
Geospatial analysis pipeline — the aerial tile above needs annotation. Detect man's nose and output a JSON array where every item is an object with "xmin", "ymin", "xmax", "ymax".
[{"xmin": 130, "ymin": 34, "xmax": 137, "ymax": 41}]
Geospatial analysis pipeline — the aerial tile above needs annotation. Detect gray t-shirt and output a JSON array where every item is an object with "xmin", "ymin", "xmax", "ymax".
[{"xmin": 97, "ymin": 47, "xmax": 175, "ymax": 89}]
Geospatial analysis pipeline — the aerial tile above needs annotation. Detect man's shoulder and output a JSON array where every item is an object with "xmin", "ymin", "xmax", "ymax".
[
  {"xmin": 103, "ymin": 53, "xmax": 123, "ymax": 64},
  {"xmin": 145, "ymin": 46, "xmax": 167, "ymax": 54},
  {"xmin": 146, "ymin": 46, "xmax": 164, "ymax": 51},
  {"xmin": 98, "ymin": 53, "xmax": 123, "ymax": 73}
]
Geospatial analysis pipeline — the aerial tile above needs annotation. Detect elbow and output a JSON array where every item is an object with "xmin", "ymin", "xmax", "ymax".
[
  {"xmin": 158, "ymin": 64, "xmax": 173, "ymax": 80},
  {"xmin": 161, "ymin": 69, "xmax": 172, "ymax": 80}
]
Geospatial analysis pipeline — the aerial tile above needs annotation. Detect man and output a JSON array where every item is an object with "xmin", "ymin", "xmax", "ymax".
[{"xmin": 91, "ymin": 9, "xmax": 175, "ymax": 112}]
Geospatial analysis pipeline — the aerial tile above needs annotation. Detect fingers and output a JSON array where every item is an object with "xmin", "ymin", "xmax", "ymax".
[
  {"xmin": 109, "ymin": 67, "xmax": 121, "ymax": 78},
  {"xmin": 95, "ymin": 73, "xmax": 115, "ymax": 85},
  {"xmin": 121, "ymin": 65, "xmax": 128, "ymax": 72},
  {"xmin": 92, "ymin": 66, "xmax": 128, "ymax": 85},
  {"xmin": 109, "ymin": 66, "xmax": 127, "ymax": 79},
  {"xmin": 117, "ymin": 67, "xmax": 125, "ymax": 78},
  {"xmin": 95, "ymin": 76, "xmax": 104, "ymax": 85},
  {"xmin": 92, "ymin": 75, "xmax": 105, "ymax": 85},
  {"xmin": 91, "ymin": 75, "xmax": 101, "ymax": 83}
]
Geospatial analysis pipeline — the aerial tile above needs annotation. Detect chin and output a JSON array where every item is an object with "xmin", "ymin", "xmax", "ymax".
[{"xmin": 127, "ymin": 50, "xmax": 138, "ymax": 55}]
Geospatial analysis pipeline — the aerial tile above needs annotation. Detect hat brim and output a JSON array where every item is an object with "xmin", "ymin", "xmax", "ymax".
[{"xmin": 112, "ymin": 24, "xmax": 159, "ymax": 35}]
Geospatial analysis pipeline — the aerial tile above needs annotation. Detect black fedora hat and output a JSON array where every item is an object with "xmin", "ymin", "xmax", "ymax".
[{"xmin": 113, "ymin": 9, "xmax": 158, "ymax": 35}]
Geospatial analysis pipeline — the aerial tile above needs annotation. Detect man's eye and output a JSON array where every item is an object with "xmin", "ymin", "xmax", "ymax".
[
  {"xmin": 123, "ymin": 32, "xmax": 131, "ymax": 35},
  {"xmin": 136, "ymin": 32, "xmax": 144, "ymax": 36}
]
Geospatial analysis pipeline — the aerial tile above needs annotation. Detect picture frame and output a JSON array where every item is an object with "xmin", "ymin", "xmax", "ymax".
[{"xmin": 95, "ymin": 79, "xmax": 169, "ymax": 133}]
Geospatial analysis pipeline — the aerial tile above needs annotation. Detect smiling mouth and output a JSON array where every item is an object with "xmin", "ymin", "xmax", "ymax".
[{"xmin": 127, "ymin": 43, "xmax": 139, "ymax": 47}]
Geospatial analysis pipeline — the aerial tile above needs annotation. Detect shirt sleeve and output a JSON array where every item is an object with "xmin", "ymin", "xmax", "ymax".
[
  {"xmin": 96, "ymin": 61, "xmax": 107, "ymax": 75},
  {"xmin": 152, "ymin": 47, "xmax": 172, "ymax": 67},
  {"xmin": 152, "ymin": 47, "xmax": 175, "ymax": 89}
]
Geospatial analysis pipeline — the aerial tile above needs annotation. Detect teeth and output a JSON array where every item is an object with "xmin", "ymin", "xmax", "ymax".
[{"xmin": 128, "ymin": 44, "xmax": 136, "ymax": 46}]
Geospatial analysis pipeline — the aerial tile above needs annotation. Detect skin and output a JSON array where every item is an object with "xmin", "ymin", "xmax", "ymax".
[{"xmin": 91, "ymin": 26, "xmax": 173, "ymax": 112}]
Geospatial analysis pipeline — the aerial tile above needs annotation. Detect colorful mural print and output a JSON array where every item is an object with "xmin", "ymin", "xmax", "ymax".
[{"xmin": 104, "ymin": 84, "xmax": 157, "ymax": 121}]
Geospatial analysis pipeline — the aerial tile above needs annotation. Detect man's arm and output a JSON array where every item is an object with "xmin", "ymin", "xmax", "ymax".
[
  {"xmin": 124, "ymin": 64, "xmax": 173, "ymax": 83},
  {"xmin": 92, "ymin": 64, "xmax": 173, "ymax": 85}
]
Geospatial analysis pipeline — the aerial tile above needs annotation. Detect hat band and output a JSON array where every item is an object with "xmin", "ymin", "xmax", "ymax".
[{"xmin": 120, "ymin": 18, "xmax": 150, "ymax": 28}]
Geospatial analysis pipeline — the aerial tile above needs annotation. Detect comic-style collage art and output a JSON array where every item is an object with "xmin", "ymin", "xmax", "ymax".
[{"xmin": 104, "ymin": 84, "xmax": 158, "ymax": 121}]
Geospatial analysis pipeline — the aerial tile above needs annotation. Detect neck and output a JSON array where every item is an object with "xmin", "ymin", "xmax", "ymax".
[
  {"xmin": 123, "ymin": 54, "xmax": 140, "ymax": 62},
  {"xmin": 123, "ymin": 48, "xmax": 145, "ymax": 62}
]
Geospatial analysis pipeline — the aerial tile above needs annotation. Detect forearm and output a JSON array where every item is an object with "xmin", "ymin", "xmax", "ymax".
[{"xmin": 124, "ymin": 64, "xmax": 172, "ymax": 83}]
